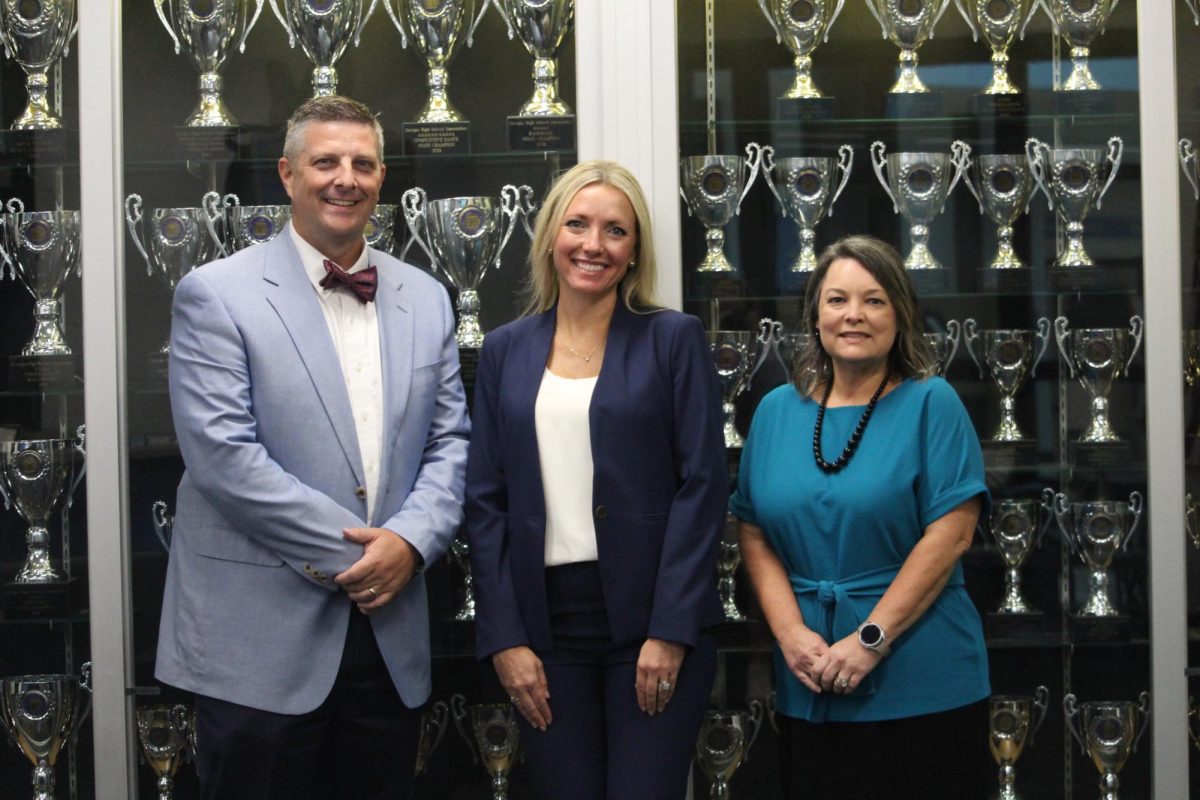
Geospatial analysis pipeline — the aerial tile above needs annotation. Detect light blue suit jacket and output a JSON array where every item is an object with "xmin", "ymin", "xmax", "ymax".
[{"xmin": 155, "ymin": 229, "xmax": 470, "ymax": 714}]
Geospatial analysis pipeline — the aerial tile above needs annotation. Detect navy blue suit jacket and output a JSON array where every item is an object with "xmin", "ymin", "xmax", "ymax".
[{"xmin": 465, "ymin": 301, "xmax": 728, "ymax": 659}]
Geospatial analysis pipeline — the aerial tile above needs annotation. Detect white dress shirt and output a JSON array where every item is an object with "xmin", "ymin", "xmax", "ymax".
[
  {"xmin": 535, "ymin": 368, "xmax": 599, "ymax": 566},
  {"xmin": 290, "ymin": 223, "xmax": 385, "ymax": 524}
]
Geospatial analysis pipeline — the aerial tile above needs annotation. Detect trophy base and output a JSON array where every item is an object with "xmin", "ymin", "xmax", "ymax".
[
  {"xmin": 402, "ymin": 122, "xmax": 470, "ymax": 156},
  {"xmin": 906, "ymin": 268, "xmax": 950, "ymax": 295},
  {"xmin": 174, "ymin": 126, "xmax": 240, "ymax": 162},
  {"xmin": 1053, "ymin": 90, "xmax": 1117, "ymax": 116},
  {"xmin": 458, "ymin": 346, "xmax": 481, "ymax": 412},
  {"xmin": 973, "ymin": 93, "xmax": 1028, "ymax": 119},
  {"xmin": 146, "ymin": 353, "xmax": 171, "ymax": 391},
  {"xmin": 979, "ymin": 268, "xmax": 1032, "ymax": 293},
  {"xmin": 0, "ymin": 128, "xmax": 76, "ymax": 166},
  {"xmin": 986, "ymin": 611, "xmax": 1045, "ymax": 640},
  {"xmin": 8, "ymin": 354, "xmax": 79, "ymax": 392},
  {"xmin": 687, "ymin": 270, "xmax": 745, "ymax": 301},
  {"xmin": 2, "ymin": 577, "xmax": 82, "ymax": 620},
  {"xmin": 777, "ymin": 97, "xmax": 835, "ymax": 121},
  {"xmin": 1070, "ymin": 440, "xmax": 1134, "ymax": 469},
  {"xmin": 884, "ymin": 92, "xmax": 943, "ymax": 119},
  {"xmin": 1070, "ymin": 613, "xmax": 1131, "ymax": 643},
  {"xmin": 1047, "ymin": 266, "xmax": 1102, "ymax": 292},
  {"xmin": 981, "ymin": 440, "xmax": 1037, "ymax": 469},
  {"xmin": 507, "ymin": 116, "xmax": 576, "ymax": 151}
]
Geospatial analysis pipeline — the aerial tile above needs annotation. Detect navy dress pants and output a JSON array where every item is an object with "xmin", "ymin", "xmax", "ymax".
[
  {"xmin": 193, "ymin": 604, "xmax": 421, "ymax": 800},
  {"xmin": 519, "ymin": 562, "xmax": 718, "ymax": 800}
]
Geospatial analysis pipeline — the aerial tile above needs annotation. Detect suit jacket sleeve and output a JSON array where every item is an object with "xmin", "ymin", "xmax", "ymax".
[
  {"xmin": 169, "ymin": 271, "xmax": 367, "ymax": 589},
  {"xmin": 378, "ymin": 284, "xmax": 470, "ymax": 566},
  {"xmin": 465, "ymin": 332, "xmax": 530, "ymax": 657},
  {"xmin": 647, "ymin": 314, "xmax": 727, "ymax": 645}
]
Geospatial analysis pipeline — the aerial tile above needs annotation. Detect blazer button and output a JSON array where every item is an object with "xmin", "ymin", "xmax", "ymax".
[
  {"xmin": 355, "ymin": 486, "xmax": 367, "ymax": 499},
  {"xmin": 594, "ymin": 505, "xmax": 608, "ymax": 520}
]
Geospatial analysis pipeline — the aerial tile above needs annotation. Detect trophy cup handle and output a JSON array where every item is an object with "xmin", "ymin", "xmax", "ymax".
[
  {"xmin": 744, "ymin": 699, "xmax": 765, "ymax": 763},
  {"xmin": 1096, "ymin": 136, "xmax": 1123, "ymax": 209},
  {"xmin": 760, "ymin": 146, "xmax": 786, "ymax": 215},
  {"xmin": 1123, "ymin": 490, "xmax": 1144, "ymax": 551},
  {"xmin": 125, "ymin": 194, "xmax": 155, "ymax": 276},
  {"xmin": 67, "ymin": 425, "xmax": 87, "ymax": 507},
  {"xmin": 930, "ymin": 0, "xmax": 951, "ymax": 35},
  {"xmin": 962, "ymin": 319, "xmax": 983, "ymax": 378},
  {"xmin": 961, "ymin": 160, "xmax": 983, "ymax": 212},
  {"xmin": 202, "ymin": 191, "xmax": 231, "ymax": 259},
  {"xmin": 356, "ymin": 0, "xmax": 382, "ymax": 46},
  {"xmin": 1053, "ymin": 316, "xmax": 1074, "ymax": 379},
  {"xmin": 1024, "ymin": 138, "xmax": 1053, "ymax": 210},
  {"xmin": 1030, "ymin": 317, "xmax": 1051, "ymax": 379},
  {"xmin": 947, "ymin": 141, "xmax": 972, "ymax": 204},
  {"xmin": 466, "ymin": 0, "xmax": 491, "ymax": 47},
  {"xmin": 429, "ymin": 699, "xmax": 450, "ymax": 756},
  {"xmin": 756, "ymin": 0, "xmax": 784, "ymax": 43},
  {"xmin": 1018, "ymin": 0, "xmax": 1041, "ymax": 38},
  {"xmin": 0, "ymin": 207, "xmax": 14, "ymax": 281},
  {"xmin": 400, "ymin": 188, "xmax": 435, "ymax": 266},
  {"xmin": 739, "ymin": 143, "xmax": 765, "ymax": 213},
  {"xmin": 492, "ymin": 0, "xmax": 516, "ymax": 39},
  {"xmin": 153, "ymin": 0, "xmax": 183, "ymax": 55},
  {"xmin": 73, "ymin": 662, "xmax": 94, "ymax": 743},
  {"xmin": 1062, "ymin": 694, "xmax": 1086, "ymax": 754},
  {"xmin": 6, "ymin": 197, "xmax": 24, "ymax": 214},
  {"xmin": 1180, "ymin": 140, "xmax": 1200, "ymax": 200},
  {"xmin": 1029, "ymin": 685, "xmax": 1050, "ymax": 746},
  {"xmin": 169, "ymin": 705, "xmax": 194, "ymax": 762},
  {"xmin": 240, "ymin": 0, "xmax": 267, "ymax": 53},
  {"xmin": 1125, "ymin": 315, "xmax": 1144, "ymax": 372},
  {"xmin": 1132, "ymin": 691, "xmax": 1151, "ymax": 752},
  {"xmin": 943, "ymin": 319, "xmax": 961, "ymax": 367},
  {"xmin": 517, "ymin": 185, "xmax": 538, "ymax": 240},
  {"xmin": 864, "ymin": 0, "xmax": 886, "ymax": 33},
  {"xmin": 1051, "ymin": 491, "xmax": 1075, "ymax": 553},
  {"xmin": 1103, "ymin": 0, "xmax": 1119, "ymax": 30},
  {"xmin": 498, "ymin": 185, "xmax": 523, "ymax": 268},
  {"xmin": 870, "ymin": 142, "xmax": 897, "ymax": 212},
  {"xmin": 1187, "ymin": 0, "xmax": 1200, "ymax": 25},
  {"xmin": 750, "ymin": 319, "xmax": 780, "ymax": 380},
  {"xmin": 381, "ymin": 0, "xmax": 409, "ymax": 48},
  {"xmin": 450, "ymin": 694, "xmax": 479, "ymax": 765},
  {"xmin": 953, "ymin": 0, "xmax": 979, "ymax": 41},
  {"xmin": 268, "ymin": 0, "xmax": 296, "ymax": 48},
  {"xmin": 152, "ymin": 500, "xmax": 173, "ymax": 553},
  {"xmin": 829, "ymin": 145, "xmax": 854, "ymax": 213}
]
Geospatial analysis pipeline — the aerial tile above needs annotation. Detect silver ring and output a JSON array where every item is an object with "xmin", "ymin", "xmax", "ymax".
[
  {"xmin": 835, "ymin": 677, "xmax": 850, "ymax": 690},
  {"xmin": 657, "ymin": 679, "xmax": 673, "ymax": 692},
  {"xmin": 367, "ymin": 586, "xmax": 378, "ymax": 598},
  {"xmin": 509, "ymin": 695, "xmax": 520, "ymax": 705}
]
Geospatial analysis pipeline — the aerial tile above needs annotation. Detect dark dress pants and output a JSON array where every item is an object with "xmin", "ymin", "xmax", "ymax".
[
  {"xmin": 194, "ymin": 604, "xmax": 421, "ymax": 800},
  {"xmin": 519, "ymin": 562, "xmax": 718, "ymax": 800}
]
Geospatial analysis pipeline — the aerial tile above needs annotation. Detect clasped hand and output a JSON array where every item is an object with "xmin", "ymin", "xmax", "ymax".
[{"xmin": 334, "ymin": 527, "xmax": 420, "ymax": 614}]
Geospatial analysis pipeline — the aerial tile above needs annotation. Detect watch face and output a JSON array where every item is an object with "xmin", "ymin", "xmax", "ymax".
[{"xmin": 860, "ymin": 623, "xmax": 883, "ymax": 647}]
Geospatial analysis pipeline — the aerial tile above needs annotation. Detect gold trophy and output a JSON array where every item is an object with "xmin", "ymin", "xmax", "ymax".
[
  {"xmin": 988, "ymin": 686, "xmax": 1048, "ymax": 800},
  {"xmin": 0, "ymin": 664, "xmax": 91, "ymax": 800},
  {"xmin": 452, "ymin": 695, "xmax": 520, "ymax": 800},
  {"xmin": 695, "ymin": 700, "xmax": 764, "ymax": 799},
  {"xmin": 136, "ymin": 704, "xmax": 194, "ymax": 800},
  {"xmin": 1064, "ymin": 691, "xmax": 1150, "ymax": 800}
]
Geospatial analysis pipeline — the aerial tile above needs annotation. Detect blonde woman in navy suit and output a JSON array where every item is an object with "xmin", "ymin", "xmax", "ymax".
[{"xmin": 465, "ymin": 161, "xmax": 728, "ymax": 799}]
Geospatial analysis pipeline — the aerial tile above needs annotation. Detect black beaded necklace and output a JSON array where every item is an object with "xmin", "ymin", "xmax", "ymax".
[{"xmin": 812, "ymin": 373, "xmax": 890, "ymax": 474}]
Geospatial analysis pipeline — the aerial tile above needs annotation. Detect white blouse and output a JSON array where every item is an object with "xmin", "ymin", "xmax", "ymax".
[{"xmin": 535, "ymin": 368, "xmax": 599, "ymax": 566}]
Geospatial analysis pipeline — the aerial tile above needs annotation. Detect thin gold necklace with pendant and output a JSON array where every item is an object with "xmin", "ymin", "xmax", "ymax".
[{"xmin": 564, "ymin": 339, "xmax": 600, "ymax": 362}]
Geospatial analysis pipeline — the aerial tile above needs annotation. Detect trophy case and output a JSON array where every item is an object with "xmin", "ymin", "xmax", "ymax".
[
  {"xmin": 675, "ymin": 0, "xmax": 1186, "ymax": 797},
  {"xmin": 0, "ymin": 2, "xmax": 96, "ymax": 796}
]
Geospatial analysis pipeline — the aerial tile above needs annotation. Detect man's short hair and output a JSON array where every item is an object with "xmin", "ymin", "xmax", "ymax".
[{"xmin": 282, "ymin": 95, "xmax": 385, "ymax": 163}]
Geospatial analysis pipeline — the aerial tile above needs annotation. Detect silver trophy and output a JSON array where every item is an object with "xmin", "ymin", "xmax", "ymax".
[
  {"xmin": 403, "ymin": 185, "xmax": 522, "ymax": 347},
  {"xmin": 695, "ymin": 700, "xmax": 764, "ymax": 799},
  {"xmin": 151, "ymin": 500, "xmax": 174, "ymax": 553},
  {"xmin": 679, "ymin": 144, "xmax": 765, "ymax": 274},
  {"xmin": 763, "ymin": 144, "xmax": 853, "ymax": 273},
  {"xmin": 0, "ymin": 663, "xmax": 91, "ymax": 800},
  {"xmin": 1179, "ymin": 138, "xmax": 1200, "ymax": 201},
  {"xmin": 269, "ymin": 0, "xmax": 379, "ymax": 97},
  {"xmin": 864, "ymin": 0, "xmax": 950, "ymax": 93},
  {"xmin": 364, "ymin": 203, "xmax": 398, "ymax": 255},
  {"xmin": 1044, "ymin": 0, "xmax": 1118, "ymax": 91},
  {"xmin": 963, "ymin": 154, "xmax": 1042, "ymax": 270},
  {"xmin": 1063, "ymin": 691, "xmax": 1150, "ymax": 800},
  {"xmin": 0, "ymin": 427, "xmax": 86, "ymax": 584},
  {"xmin": 0, "ymin": 0, "xmax": 77, "ymax": 130},
  {"xmin": 494, "ymin": 0, "xmax": 574, "ymax": 116},
  {"xmin": 1188, "ymin": 493, "xmax": 1199, "ymax": 549},
  {"xmin": 953, "ymin": 0, "xmax": 1040, "ymax": 94},
  {"xmin": 153, "ymin": 0, "xmax": 265, "ymax": 126},
  {"xmin": 718, "ymin": 513, "xmax": 745, "ymax": 622},
  {"xmin": 126, "ymin": 195, "xmax": 217, "ymax": 355},
  {"xmin": 709, "ymin": 331, "xmax": 753, "ymax": 448},
  {"xmin": 924, "ymin": 319, "xmax": 960, "ymax": 376},
  {"xmin": 964, "ymin": 317, "xmax": 1051, "ymax": 442},
  {"xmin": 756, "ymin": 0, "xmax": 844, "ymax": 99},
  {"xmin": 448, "ymin": 534, "xmax": 475, "ymax": 621},
  {"xmin": 1026, "ymin": 136, "xmax": 1122, "ymax": 268},
  {"xmin": 136, "ymin": 704, "xmax": 193, "ymax": 800},
  {"xmin": 1054, "ymin": 315, "xmax": 1142, "ymax": 443},
  {"xmin": 777, "ymin": 331, "xmax": 813, "ymax": 380},
  {"xmin": 0, "ymin": 202, "xmax": 82, "ymax": 357},
  {"xmin": 415, "ymin": 699, "xmax": 449, "ymax": 776},
  {"xmin": 871, "ymin": 140, "xmax": 971, "ymax": 271},
  {"xmin": 383, "ymin": 0, "xmax": 487, "ymax": 123},
  {"xmin": 452, "ymin": 696, "xmax": 520, "ymax": 800},
  {"xmin": 1052, "ymin": 490, "xmax": 1143, "ymax": 617},
  {"xmin": 989, "ymin": 686, "xmax": 1049, "ymax": 800},
  {"xmin": 981, "ymin": 495, "xmax": 1050, "ymax": 614},
  {"xmin": 202, "ymin": 192, "xmax": 291, "ymax": 257}
]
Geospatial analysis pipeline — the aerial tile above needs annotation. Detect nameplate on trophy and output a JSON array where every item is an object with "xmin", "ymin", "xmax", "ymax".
[
  {"xmin": 0, "ymin": 129, "xmax": 74, "ymax": 166},
  {"xmin": 1052, "ymin": 90, "xmax": 1117, "ymax": 117},
  {"xmin": 981, "ymin": 440, "xmax": 1038, "ymax": 469},
  {"xmin": 1, "ymin": 578, "xmax": 79, "ymax": 620},
  {"xmin": 986, "ymin": 611, "xmax": 1044, "ymax": 641},
  {"xmin": 458, "ymin": 346, "xmax": 480, "ymax": 411},
  {"xmin": 884, "ymin": 92, "xmax": 943, "ymax": 119},
  {"xmin": 1070, "ymin": 440, "xmax": 1134, "ymax": 469},
  {"xmin": 1069, "ymin": 613, "xmax": 1131, "ymax": 644},
  {"xmin": 402, "ymin": 122, "xmax": 470, "ymax": 156},
  {"xmin": 979, "ymin": 268, "xmax": 1033, "ymax": 293},
  {"xmin": 1047, "ymin": 266, "xmax": 1102, "ymax": 292},
  {"xmin": 973, "ymin": 94, "xmax": 1028, "ymax": 119},
  {"xmin": 507, "ymin": 116, "xmax": 575, "ymax": 152},
  {"xmin": 146, "ymin": 354, "xmax": 171, "ymax": 392},
  {"xmin": 906, "ymin": 269, "xmax": 950, "ymax": 295},
  {"xmin": 173, "ymin": 126, "xmax": 241, "ymax": 162},
  {"xmin": 777, "ymin": 97, "xmax": 835, "ymax": 122},
  {"xmin": 8, "ymin": 355, "xmax": 78, "ymax": 392}
]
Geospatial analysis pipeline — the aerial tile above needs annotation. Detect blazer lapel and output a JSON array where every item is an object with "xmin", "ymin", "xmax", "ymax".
[
  {"xmin": 373, "ymin": 255, "xmax": 413, "ymax": 525},
  {"xmin": 513, "ymin": 309, "xmax": 556, "ymax": 517},
  {"xmin": 262, "ymin": 234, "xmax": 366, "ymax": 487}
]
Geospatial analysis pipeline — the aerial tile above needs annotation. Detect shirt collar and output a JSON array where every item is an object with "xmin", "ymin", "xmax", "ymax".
[{"xmin": 288, "ymin": 221, "xmax": 371, "ymax": 295}]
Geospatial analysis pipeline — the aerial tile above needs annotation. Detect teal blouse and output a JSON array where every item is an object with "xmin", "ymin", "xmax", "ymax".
[{"xmin": 730, "ymin": 377, "xmax": 991, "ymax": 723}]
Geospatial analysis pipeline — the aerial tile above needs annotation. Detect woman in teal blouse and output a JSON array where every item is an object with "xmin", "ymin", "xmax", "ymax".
[{"xmin": 730, "ymin": 235, "xmax": 992, "ymax": 799}]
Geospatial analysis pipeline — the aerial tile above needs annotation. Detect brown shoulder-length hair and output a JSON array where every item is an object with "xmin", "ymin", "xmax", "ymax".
[
  {"xmin": 522, "ymin": 160, "xmax": 659, "ymax": 315},
  {"xmin": 793, "ymin": 234, "xmax": 935, "ymax": 396}
]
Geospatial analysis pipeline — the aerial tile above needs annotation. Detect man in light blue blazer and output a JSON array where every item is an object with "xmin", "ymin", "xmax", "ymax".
[{"xmin": 155, "ymin": 96, "xmax": 469, "ymax": 800}]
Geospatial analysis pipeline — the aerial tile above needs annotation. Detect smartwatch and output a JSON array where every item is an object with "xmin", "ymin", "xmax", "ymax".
[{"xmin": 857, "ymin": 621, "xmax": 888, "ymax": 655}]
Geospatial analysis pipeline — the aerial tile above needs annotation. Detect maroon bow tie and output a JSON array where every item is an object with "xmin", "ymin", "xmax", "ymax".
[{"xmin": 320, "ymin": 259, "xmax": 378, "ymax": 303}]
